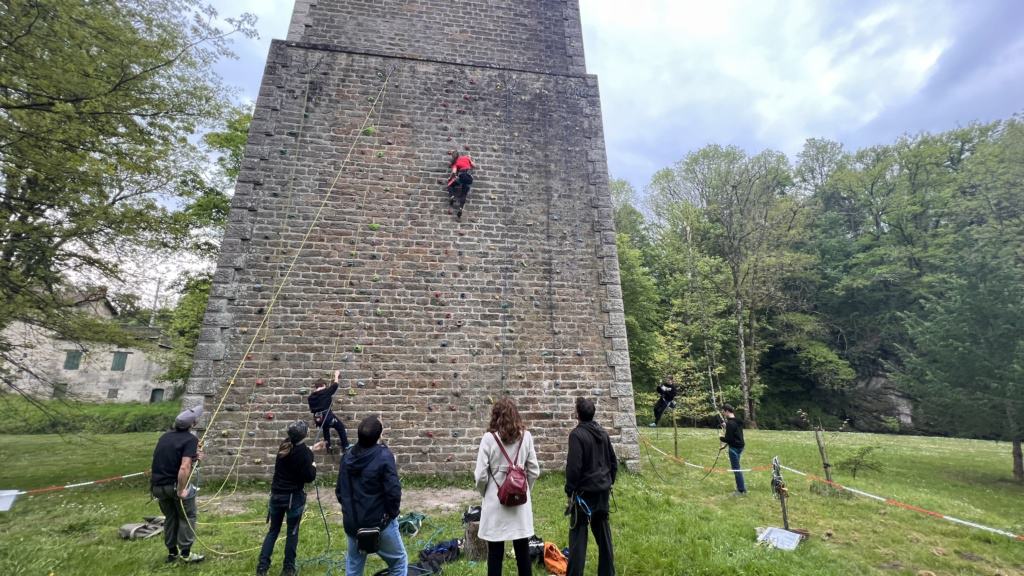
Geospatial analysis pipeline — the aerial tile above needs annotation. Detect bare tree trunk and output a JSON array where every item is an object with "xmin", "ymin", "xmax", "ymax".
[
  {"xmin": 1013, "ymin": 437, "xmax": 1023, "ymax": 483},
  {"xmin": 747, "ymin": 307, "xmax": 758, "ymax": 424},
  {"xmin": 734, "ymin": 291, "xmax": 752, "ymax": 424}
]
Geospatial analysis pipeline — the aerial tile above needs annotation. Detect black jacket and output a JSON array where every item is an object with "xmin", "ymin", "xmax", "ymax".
[
  {"xmin": 721, "ymin": 417, "xmax": 745, "ymax": 449},
  {"xmin": 565, "ymin": 421, "xmax": 618, "ymax": 496},
  {"xmin": 308, "ymin": 383, "xmax": 338, "ymax": 413},
  {"xmin": 271, "ymin": 441, "xmax": 316, "ymax": 494},
  {"xmin": 336, "ymin": 443, "xmax": 401, "ymax": 536},
  {"xmin": 656, "ymin": 383, "xmax": 678, "ymax": 401}
]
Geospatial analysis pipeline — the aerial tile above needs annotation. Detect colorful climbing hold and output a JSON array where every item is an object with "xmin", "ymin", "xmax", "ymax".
[
  {"xmin": 264, "ymin": 412, "xmax": 274, "ymax": 420},
  {"xmin": 255, "ymin": 378, "xmax": 265, "ymax": 386},
  {"xmin": 368, "ymin": 222, "xmax": 381, "ymax": 231}
]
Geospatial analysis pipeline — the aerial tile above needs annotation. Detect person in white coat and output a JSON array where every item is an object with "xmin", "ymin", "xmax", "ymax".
[{"xmin": 474, "ymin": 397, "xmax": 541, "ymax": 576}]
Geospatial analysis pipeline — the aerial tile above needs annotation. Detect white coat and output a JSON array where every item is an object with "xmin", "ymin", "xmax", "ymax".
[{"xmin": 473, "ymin": 430, "xmax": 541, "ymax": 542}]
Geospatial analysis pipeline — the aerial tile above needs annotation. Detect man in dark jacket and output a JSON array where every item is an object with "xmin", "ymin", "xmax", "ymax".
[
  {"xmin": 565, "ymin": 397, "xmax": 617, "ymax": 576},
  {"xmin": 150, "ymin": 405, "xmax": 205, "ymax": 564},
  {"xmin": 336, "ymin": 415, "xmax": 407, "ymax": 576},
  {"xmin": 653, "ymin": 377, "xmax": 678, "ymax": 425},
  {"xmin": 719, "ymin": 403, "xmax": 746, "ymax": 495},
  {"xmin": 308, "ymin": 370, "xmax": 350, "ymax": 453}
]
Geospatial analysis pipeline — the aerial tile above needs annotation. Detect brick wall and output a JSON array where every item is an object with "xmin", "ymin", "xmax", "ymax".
[{"xmin": 186, "ymin": 1, "xmax": 637, "ymax": 478}]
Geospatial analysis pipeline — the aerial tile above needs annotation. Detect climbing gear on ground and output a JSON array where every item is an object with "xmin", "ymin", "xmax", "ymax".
[
  {"xmin": 542, "ymin": 542, "xmax": 568, "ymax": 576},
  {"xmin": 397, "ymin": 511, "xmax": 426, "ymax": 536},
  {"xmin": 490, "ymin": 432, "xmax": 528, "ymax": 507},
  {"xmin": 527, "ymin": 535, "xmax": 545, "ymax": 565},
  {"xmin": 118, "ymin": 516, "xmax": 164, "ymax": 540},
  {"xmin": 461, "ymin": 505, "xmax": 481, "ymax": 524}
]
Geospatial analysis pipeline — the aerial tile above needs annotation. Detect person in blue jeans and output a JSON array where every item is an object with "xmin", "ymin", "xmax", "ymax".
[
  {"xmin": 719, "ymin": 404, "xmax": 747, "ymax": 495},
  {"xmin": 336, "ymin": 415, "xmax": 408, "ymax": 576},
  {"xmin": 257, "ymin": 421, "xmax": 318, "ymax": 576}
]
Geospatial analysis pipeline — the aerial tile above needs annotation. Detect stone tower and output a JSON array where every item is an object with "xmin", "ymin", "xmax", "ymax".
[{"xmin": 186, "ymin": 0, "xmax": 639, "ymax": 476}]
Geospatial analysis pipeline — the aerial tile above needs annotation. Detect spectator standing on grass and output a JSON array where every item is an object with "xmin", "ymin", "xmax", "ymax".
[
  {"xmin": 474, "ymin": 397, "xmax": 541, "ymax": 576},
  {"xmin": 565, "ymin": 397, "xmax": 618, "ymax": 576},
  {"xmin": 150, "ymin": 405, "xmax": 205, "ymax": 564},
  {"xmin": 336, "ymin": 415, "xmax": 408, "ymax": 576},
  {"xmin": 720, "ymin": 403, "xmax": 747, "ymax": 495},
  {"xmin": 256, "ymin": 421, "xmax": 318, "ymax": 576}
]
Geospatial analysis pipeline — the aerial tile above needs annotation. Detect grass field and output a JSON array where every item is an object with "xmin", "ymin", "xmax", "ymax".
[{"xmin": 0, "ymin": 429, "xmax": 1021, "ymax": 576}]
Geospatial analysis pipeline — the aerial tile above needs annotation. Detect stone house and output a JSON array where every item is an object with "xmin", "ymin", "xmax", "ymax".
[{"xmin": 2, "ymin": 297, "xmax": 172, "ymax": 403}]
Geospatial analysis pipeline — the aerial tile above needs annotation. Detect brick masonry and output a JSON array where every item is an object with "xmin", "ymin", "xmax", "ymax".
[{"xmin": 186, "ymin": 0, "xmax": 639, "ymax": 478}]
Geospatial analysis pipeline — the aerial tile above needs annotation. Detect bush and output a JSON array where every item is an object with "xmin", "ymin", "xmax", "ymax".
[
  {"xmin": 0, "ymin": 394, "xmax": 179, "ymax": 434},
  {"xmin": 835, "ymin": 445, "xmax": 884, "ymax": 478}
]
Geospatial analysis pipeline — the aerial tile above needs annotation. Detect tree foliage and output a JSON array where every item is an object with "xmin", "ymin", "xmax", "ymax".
[{"xmin": 0, "ymin": 0, "xmax": 255, "ymax": 393}]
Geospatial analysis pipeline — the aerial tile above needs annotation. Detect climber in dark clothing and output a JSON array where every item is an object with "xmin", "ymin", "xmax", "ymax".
[
  {"xmin": 307, "ymin": 370, "xmax": 350, "ymax": 454},
  {"xmin": 719, "ymin": 403, "xmax": 747, "ymax": 495},
  {"xmin": 446, "ymin": 149, "xmax": 476, "ymax": 219},
  {"xmin": 653, "ymin": 377, "xmax": 678, "ymax": 425},
  {"xmin": 257, "ymin": 421, "xmax": 318, "ymax": 576},
  {"xmin": 565, "ymin": 397, "xmax": 617, "ymax": 576}
]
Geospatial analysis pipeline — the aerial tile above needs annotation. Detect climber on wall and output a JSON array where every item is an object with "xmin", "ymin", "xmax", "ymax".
[
  {"xmin": 307, "ymin": 370, "xmax": 350, "ymax": 454},
  {"xmin": 446, "ymin": 149, "xmax": 476, "ymax": 219}
]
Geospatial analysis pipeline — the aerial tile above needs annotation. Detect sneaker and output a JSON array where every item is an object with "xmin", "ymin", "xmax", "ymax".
[
  {"xmin": 256, "ymin": 567, "xmax": 269, "ymax": 576},
  {"xmin": 165, "ymin": 553, "xmax": 179, "ymax": 564},
  {"xmin": 730, "ymin": 490, "xmax": 747, "ymax": 497},
  {"xmin": 180, "ymin": 552, "xmax": 206, "ymax": 563},
  {"xmin": 280, "ymin": 568, "xmax": 297, "ymax": 576},
  {"xmin": 456, "ymin": 208, "xmax": 463, "ymax": 219}
]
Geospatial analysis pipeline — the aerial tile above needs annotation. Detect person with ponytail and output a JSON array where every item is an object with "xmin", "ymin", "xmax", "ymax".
[{"xmin": 257, "ymin": 421, "xmax": 318, "ymax": 576}]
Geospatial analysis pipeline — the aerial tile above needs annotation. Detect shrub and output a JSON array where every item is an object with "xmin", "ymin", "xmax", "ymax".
[{"xmin": 0, "ymin": 394, "xmax": 179, "ymax": 434}]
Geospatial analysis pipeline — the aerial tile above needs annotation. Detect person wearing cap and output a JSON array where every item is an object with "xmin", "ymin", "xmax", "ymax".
[
  {"xmin": 150, "ymin": 405, "xmax": 205, "ymax": 564},
  {"xmin": 257, "ymin": 421, "xmax": 319, "ymax": 576}
]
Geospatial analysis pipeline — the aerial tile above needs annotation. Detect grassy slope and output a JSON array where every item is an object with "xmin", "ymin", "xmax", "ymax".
[{"xmin": 0, "ymin": 430, "xmax": 1021, "ymax": 576}]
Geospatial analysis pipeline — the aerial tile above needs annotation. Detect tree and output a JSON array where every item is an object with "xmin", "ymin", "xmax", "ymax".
[
  {"xmin": 162, "ymin": 274, "xmax": 213, "ymax": 386},
  {"xmin": 0, "ymin": 0, "xmax": 255, "ymax": 394}
]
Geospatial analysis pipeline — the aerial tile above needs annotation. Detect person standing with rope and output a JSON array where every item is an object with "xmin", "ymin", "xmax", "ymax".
[
  {"xmin": 256, "ymin": 421, "xmax": 318, "ymax": 576},
  {"xmin": 150, "ymin": 406, "xmax": 205, "ymax": 564},
  {"xmin": 565, "ymin": 397, "xmax": 617, "ymax": 576},
  {"xmin": 446, "ymin": 149, "xmax": 476, "ymax": 219},
  {"xmin": 307, "ymin": 370, "xmax": 350, "ymax": 454},
  {"xmin": 720, "ymin": 404, "xmax": 747, "ymax": 495}
]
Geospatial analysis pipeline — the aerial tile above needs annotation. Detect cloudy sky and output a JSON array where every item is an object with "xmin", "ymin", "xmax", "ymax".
[{"xmin": 209, "ymin": 0, "xmax": 1024, "ymax": 191}]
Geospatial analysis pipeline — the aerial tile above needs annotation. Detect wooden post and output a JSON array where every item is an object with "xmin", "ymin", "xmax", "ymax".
[
  {"xmin": 814, "ymin": 427, "xmax": 832, "ymax": 482},
  {"xmin": 779, "ymin": 487, "xmax": 790, "ymax": 530},
  {"xmin": 673, "ymin": 407, "xmax": 679, "ymax": 458},
  {"xmin": 772, "ymin": 456, "xmax": 790, "ymax": 530}
]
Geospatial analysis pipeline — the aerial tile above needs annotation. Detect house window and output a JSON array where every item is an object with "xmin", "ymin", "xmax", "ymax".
[
  {"xmin": 52, "ymin": 382, "xmax": 68, "ymax": 399},
  {"xmin": 107, "ymin": 388, "xmax": 119, "ymax": 399},
  {"xmin": 64, "ymin": 350, "xmax": 82, "ymax": 370},
  {"xmin": 149, "ymin": 389, "xmax": 165, "ymax": 403},
  {"xmin": 110, "ymin": 351, "xmax": 129, "ymax": 372}
]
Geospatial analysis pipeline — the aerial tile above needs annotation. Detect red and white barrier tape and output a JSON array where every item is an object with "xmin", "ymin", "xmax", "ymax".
[
  {"xmin": 15, "ymin": 471, "xmax": 149, "ymax": 496},
  {"xmin": 779, "ymin": 464, "xmax": 1024, "ymax": 542},
  {"xmin": 641, "ymin": 437, "xmax": 771, "ymax": 473}
]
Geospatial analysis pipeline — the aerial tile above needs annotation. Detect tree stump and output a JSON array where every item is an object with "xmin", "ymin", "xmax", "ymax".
[{"xmin": 464, "ymin": 521, "xmax": 487, "ymax": 561}]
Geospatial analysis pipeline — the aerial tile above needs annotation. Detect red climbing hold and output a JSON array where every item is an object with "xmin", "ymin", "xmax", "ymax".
[
  {"xmin": 265, "ymin": 412, "xmax": 274, "ymax": 420},
  {"xmin": 431, "ymin": 381, "xmax": 438, "ymax": 387},
  {"xmin": 463, "ymin": 95, "xmax": 471, "ymax": 100},
  {"xmin": 433, "ymin": 291, "xmax": 441, "ymax": 298},
  {"xmin": 246, "ymin": 354, "xmax": 254, "ymax": 361},
  {"xmin": 255, "ymin": 378, "xmax": 265, "ymax": 386},
  {"xmin": 425, "ymin": 431, "xmax": 435, "ymax": 438}
]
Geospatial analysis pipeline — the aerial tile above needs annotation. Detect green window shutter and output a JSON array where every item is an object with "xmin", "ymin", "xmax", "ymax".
[
  {"xmin": 64, "ymin": 350, "xmax": 82, "ymax": 370},
  {"xmin": 111, "ymin": 351, "xmax": 129, "ymax": 372}
]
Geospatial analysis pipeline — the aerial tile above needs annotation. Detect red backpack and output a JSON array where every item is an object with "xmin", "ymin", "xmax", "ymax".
[{"xmin": 492, "ymin": 432, "xmax": 529, "ymax": 507}]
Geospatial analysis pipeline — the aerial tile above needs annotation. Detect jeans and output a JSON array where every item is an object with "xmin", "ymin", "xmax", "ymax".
[
  {"xmin": 151, "ymin": 484, "xmax": 197, "ymax": 555},
  {"xmin": 345, "ymin": 519, "xmax": 407, "ymax": 576},
  {"xmin": 317, "ymin": 410, "xmax": 350, "ymax": 450},
  {"xmin": 258, "ymin": 492, "xmax": 306, "ymax": 571},
  {"xmin": 567, "ymin": 493, "xmax": 615, "ymax": 576},
  {"xmin": 728, "ymin": 446, "xmax": 747, "ymax": 493},
  {"xmin": 486, "ymin": 537, "xmax": 531, "ymax": 576}
]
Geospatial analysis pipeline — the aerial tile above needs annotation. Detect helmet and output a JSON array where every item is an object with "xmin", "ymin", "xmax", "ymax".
[{"xmin": 286, "ymin": 420, "xmax": 309, "ymax": 444}]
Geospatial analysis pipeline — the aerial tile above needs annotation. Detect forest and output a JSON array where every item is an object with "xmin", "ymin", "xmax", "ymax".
[{"xmin": 614, "ymin": 117, "xmax": 1023, "ymax": 480}]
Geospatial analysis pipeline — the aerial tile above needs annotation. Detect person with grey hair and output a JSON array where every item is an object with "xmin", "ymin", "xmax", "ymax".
[
  {"xmin": 257, "ymin": 420, "xmax": 318, "ymax": 576},
  {"xmin": 150, "ymin": 405, "xmax": 205, "ymax": 564}
]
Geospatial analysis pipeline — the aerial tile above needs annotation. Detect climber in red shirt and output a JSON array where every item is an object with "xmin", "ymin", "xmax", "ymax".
[{"xmin": 446, "ymin": 149, "xmax": 476, "ymax": 219}]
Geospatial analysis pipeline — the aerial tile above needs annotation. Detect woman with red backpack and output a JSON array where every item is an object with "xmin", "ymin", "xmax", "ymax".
[{"xmin": 473, "ymin": 398, "xmax": 541, "ymax": 576}]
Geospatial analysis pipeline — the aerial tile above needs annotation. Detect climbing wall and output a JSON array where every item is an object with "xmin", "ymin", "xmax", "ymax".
[{"xmin": 185, "ymin": 0, "xmax": 639, "ymax": 477}]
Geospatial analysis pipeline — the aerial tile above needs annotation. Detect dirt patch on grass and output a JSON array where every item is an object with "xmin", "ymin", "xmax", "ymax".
[{"xmin": 202, "ymin": 487, "xmax": 479, "ymax": 520}]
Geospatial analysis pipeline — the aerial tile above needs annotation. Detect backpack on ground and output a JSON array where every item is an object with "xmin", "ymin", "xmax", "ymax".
[
  {"xmin": 491, "ymin": 431, "xmax": 528, "ymax": 507},
  {"xmin": 543, "ymin": 542, "xmax": 568, "ymax": 576}
]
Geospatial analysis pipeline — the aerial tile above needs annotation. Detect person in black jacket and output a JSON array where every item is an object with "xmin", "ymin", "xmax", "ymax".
[
  {"xmin": 653, "ymin": 377, "xmax": 678, "ymax": 425},
  {"xmin": 565, "ymin": 397, "xmax": 618, "ymax": 576},
  {"xmin": 150, "ymin": 405, "xmax": 205, "ymax": 564},
  {"xmin": 719, "ymin": 404, "xmax": 746, "ymax": 495},
  {"xmin": 307, "ymin": 370, "xmax": 350, "ymax": 453},
  {"xmin": 336, "ymin": 415, "xmax": 408, "ymax": 576},
  {"xmin": 257, "ymin": 421, "xmax": 318, "ymax": 576}
]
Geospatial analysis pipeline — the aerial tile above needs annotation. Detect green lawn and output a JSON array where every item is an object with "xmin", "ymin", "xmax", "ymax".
[{"xmin": 0, "ymin": 430, "xmax": 1021, "ymax": 575}]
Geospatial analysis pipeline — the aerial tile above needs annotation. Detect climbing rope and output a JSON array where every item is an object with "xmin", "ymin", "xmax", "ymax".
[{"xmin": 178, "ymin": 63, "xmax": 397, "ymax": 558}]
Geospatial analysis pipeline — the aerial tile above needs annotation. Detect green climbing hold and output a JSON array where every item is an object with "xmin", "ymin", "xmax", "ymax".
[
  {"xmin": 347, "ymin": 389, "xmax": 357, "ymax": 396},
  {"xmin": 279, "ymin": 149, "xmax": 287, "ymax": 155},
  {"xmin": 374, "ymin": 308, "xmax": 384, "ymax": 316},
  {"xmin": 376, "ymin": 151, "xmax": 385, "ymax": 158},
  {"xmin": 372, "ymin": 274, "xmax": 381, "ymax": 282},
  {"xmin": 353, "ymin": 344, "xmax": 363, "ymax": 353},
  {"xmin": 362, "ymin": 126, "xmax": 377, "ymax": 136},
  {"xmin": 368, "ymin": 223, "xmax": 381, "ymax": 231}
]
